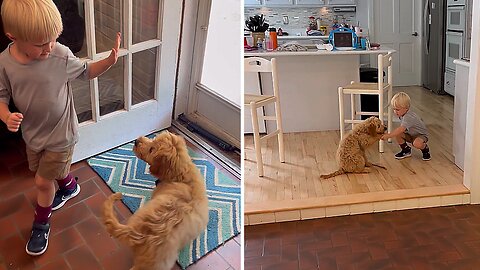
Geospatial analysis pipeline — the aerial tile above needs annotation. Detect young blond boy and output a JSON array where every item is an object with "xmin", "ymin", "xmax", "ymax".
[
  {"xmin": 381, "ymin": 92, "xmax": 431, "ymax": 161},
  {"xmin": 0, "ymin": 0, "xmax": 121, "ymax": 255}
]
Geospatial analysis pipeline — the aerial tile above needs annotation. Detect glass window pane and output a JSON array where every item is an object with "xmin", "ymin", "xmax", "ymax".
[
  {"xmin": 200, "ymin": 0, "xmax": 241, "ymax": 106},
  {"xmin": 99, "ymin": 58, "xmax": 125, "ymax": 116},
  {"xmin": 132, "ymin": 0, "xmax": 160, "ymax": 44},
  {"xmin": 72, "ymin": 80, "xmax": 92, "ymax": 123},
  {"xmin": 54, "ymin": 0, "xmax": 87, "ymax": 58},
  {"xmin": 94, "ymin": 0, "xmax": 123, "ymax": 53},
  {"xmin": 132, "ymin": 49, "xmax": 156, "ymax": 105}
]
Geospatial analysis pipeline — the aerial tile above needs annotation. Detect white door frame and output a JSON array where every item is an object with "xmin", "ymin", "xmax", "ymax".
[
  {"xmin": 175, "ymin": 0, "xmax": 241, "ymax": 148},
  {"xmin": 73, "ymin": 0, "xmax": 182, "ymax": 162}
]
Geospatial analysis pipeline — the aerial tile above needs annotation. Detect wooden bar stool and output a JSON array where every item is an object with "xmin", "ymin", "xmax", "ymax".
[
  {"xmin": 338, "ymin": 52, "xmax": 394, "ymax": 152},
  {"xmin": 244, "ymin": 57, "xmax": 285, "ymax": 177}
]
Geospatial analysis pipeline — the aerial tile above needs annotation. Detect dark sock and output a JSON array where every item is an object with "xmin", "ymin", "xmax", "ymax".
[
  {"xmin": 34, "ymin": 204, "xmax": 52, "ymax": 224},
  {"xmin": 422, "ymin": 145, "xmax": 430, "ymax": 153},
  {"xmin": 399, "ymin": 142, "xmax": 410, "ymax": 151},
  {"xmin": 56, "ymin": 173, "xmax": 76, "ymax": 190}
]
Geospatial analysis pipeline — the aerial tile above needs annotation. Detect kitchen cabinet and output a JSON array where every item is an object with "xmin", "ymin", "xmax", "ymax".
[
  {"xmin": 264, "ymin": 0, "xmax": 294, "ymax": 6},
  {"xmin": 296, "ymin": 0, "xmax": 326, "ymax": 5},
  {"xmin": 245, "ymin": 0, "xmax": 263, "ymax": 5},
  {"xmin": 327, "ymin": 0, "xmax": 356, "ymax": 5},
  {"xmin": 453, "ymin": 59, "xmax": 469, "ymax": 171}
]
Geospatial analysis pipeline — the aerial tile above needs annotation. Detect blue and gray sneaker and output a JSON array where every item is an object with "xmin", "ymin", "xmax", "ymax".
[
  {"xmin": 52, "ymin": 182, "xmax": 81, "ymax": 211},
  {"xmin": 26, "ymin": 222, "xmax": 50, "ymax": 256}
]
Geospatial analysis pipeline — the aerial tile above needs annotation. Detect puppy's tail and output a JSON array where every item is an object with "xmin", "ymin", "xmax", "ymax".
[
  {"xmin": 103, "ymin": 193, "xmax": 140, "ymax": 245},
  {"xmin": 320, "ymin": 169, "xmax": 345, "ymax": 179}
]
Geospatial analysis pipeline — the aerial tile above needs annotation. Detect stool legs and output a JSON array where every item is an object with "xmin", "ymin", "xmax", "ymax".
[
  {"xmin": 338, "ymin": 87, "xmax": 345, "ymax": 139},
  {"xmin": 250, "ymin": 102, "xmax": 264, "ymax": 177},
  {"xmin": 275, "ymin": 99, "xmax": 285, "ymax": 163},
  {"xmin": 378, "ymin": 92, "xmax": 384, "ymax": 153}
]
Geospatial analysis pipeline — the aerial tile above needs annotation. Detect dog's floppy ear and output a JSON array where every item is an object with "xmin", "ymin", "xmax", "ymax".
[{"xmin": 148, "ymin": 133, "xmax": 178, "ymax": 177}]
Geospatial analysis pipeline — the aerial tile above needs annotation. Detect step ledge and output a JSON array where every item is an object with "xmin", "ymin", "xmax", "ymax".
[{"xmin": 245, "ymin": 184, "xmax": 469, "ymax": 215}]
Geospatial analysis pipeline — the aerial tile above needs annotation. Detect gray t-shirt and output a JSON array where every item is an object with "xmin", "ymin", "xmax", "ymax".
[
  {"xmin": 400, "ymin": 109, "xmax": 429, "ymax": 138},
  {"xmin": 0, "ymin": 42, "xmax": 89, "ymax": 152}
]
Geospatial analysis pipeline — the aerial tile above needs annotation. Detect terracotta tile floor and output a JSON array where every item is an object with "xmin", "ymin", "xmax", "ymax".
[
  {"xmin": 0, "ymin": 132, "xmax": 240, "ymax": 270},
  {"xmin": 245, "ymin": 204, "xmax": 480, "ymax": 270}
]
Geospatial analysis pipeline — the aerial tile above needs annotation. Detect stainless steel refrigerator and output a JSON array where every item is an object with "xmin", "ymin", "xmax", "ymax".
[{"xmin": 422, "ymin": 0, "xmax": 446, "ymax": 94}]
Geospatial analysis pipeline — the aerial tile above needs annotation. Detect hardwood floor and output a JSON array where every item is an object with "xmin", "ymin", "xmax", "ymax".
[{"xmin": 244, "ymin": 86, "xmax": 468, "ymax": 219}]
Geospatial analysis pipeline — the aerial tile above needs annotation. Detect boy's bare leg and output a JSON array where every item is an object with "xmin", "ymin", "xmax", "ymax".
[{"xmin": 35, "ymin": 174, "xmax": 55, "ymax": 207}]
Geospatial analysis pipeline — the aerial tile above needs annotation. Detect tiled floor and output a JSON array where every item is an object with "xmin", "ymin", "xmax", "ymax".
[
  {"xmin": 0, "ymin": 132, "xmax": 240, "ymax": 270},
  {"xmin": 245, "ymin": 205, "xmax": 480, "ymax": 270}
]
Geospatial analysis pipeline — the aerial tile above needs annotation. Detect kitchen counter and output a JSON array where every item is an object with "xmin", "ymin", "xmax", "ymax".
[
  {"xmin": 453, "ymin": 59, "xmax": 470, "ymax": 171},
  {"xmin": 245, "ymin": 47, "xmax": 394, "ymax": 57},
  {"xmin": 277, "ymin": 35, "xmax": 329, "ymax": 39},
  {"xmin": 244, "ymin": 47, "xmax": 396, "ymax": 133}
]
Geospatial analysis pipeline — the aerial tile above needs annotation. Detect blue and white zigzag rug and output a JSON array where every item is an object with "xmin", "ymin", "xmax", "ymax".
[{"xmin": 87, "ymin": 135, "xmax": 241, "ymax": 269}]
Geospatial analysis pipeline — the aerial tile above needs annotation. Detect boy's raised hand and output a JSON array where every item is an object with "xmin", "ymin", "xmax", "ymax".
[
  {"xmin": 7, "ymin": 112, "xmax": 23, "ymax": 132},
  {"xmin": 108, "ymin": 32, "xmax": 121, "ymax": 65}
]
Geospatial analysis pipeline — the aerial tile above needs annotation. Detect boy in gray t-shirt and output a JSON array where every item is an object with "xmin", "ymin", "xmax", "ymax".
[
  {"xmin": 0, "ymin": 0, "xmax": 120, "ymax": 256},
  {"xmin": 381, "ymin": 92, "xmax": 431, "ymax": 161}
]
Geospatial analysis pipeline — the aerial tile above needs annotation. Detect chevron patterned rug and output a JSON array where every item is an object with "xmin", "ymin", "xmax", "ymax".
[{"xmin": 86, "ymin": 134, "xmax": 241, "ymax": 269}]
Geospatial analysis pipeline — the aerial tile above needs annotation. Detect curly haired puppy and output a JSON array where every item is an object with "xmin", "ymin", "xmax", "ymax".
[
  {"xmin": 103, "ymin": 131, "xmax": 209, "ymax": 270},
  {"xmin": 321, "ymin": 117, "xmax": 387, "ymax": 179}
]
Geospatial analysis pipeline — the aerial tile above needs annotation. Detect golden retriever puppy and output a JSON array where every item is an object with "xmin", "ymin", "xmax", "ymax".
[
  {"xmin": 321, "ymin": 116, "xmax": 387, "ymax": 179},
  {"xmin": 102, "ymin": 131, "xmax": 209, "ymax": 270}
]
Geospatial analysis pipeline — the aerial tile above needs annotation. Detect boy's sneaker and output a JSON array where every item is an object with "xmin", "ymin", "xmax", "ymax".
[
  {"xmin": 52, "ymin": 183, "xmax": 81, "ymax": 211},
  {"xmin": 395, "ymin": 148, "xmax": 412, "ymax": 159},
  {"xmin": 422, "ymin": 151, "xmax": 431, "ymax": 161},
  {"xmin": 26, "ymin": 222, "xmax": 50, "ymax": 256}
]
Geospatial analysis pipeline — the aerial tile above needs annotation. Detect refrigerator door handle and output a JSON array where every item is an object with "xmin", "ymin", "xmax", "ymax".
[{"xmin": 423, "ymin": 0, "xmax": 431, "ymax": 54}]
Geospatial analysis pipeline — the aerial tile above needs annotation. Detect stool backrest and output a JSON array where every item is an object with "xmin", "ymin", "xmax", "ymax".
[
  {"xmin": 377, "ymin": 52, "xmax": 393, "ymax": 89},
  {"xmin": 244, "ymin": 57, "xmax": 280, "ymax": 98}
]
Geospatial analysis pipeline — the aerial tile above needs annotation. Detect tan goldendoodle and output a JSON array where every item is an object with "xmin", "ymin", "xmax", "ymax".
[
  {"xmin": 103, "ymin": 131, "xmax": 209, "ymax": 270},
  {"xmin": 321, "ymin": 116, "xmax": 387, "ymax": 179}
]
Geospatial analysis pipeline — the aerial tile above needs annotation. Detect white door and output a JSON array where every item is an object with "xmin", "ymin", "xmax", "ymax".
[
  {"xmin": 176, "ymin": 0, "xmax": 241, "ymax": 148},
  {"xmin": 372, "ymin": 0, "xmax": 422, "ymax": 86},
  {"xmin": 71, "ymin": 0, "xmax": 182, "ymax": 162}
]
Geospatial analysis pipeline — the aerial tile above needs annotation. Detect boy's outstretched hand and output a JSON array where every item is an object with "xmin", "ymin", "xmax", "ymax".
[{"xmin": 108, "ymin": 32, "xmax": 121, "ymax": 65}]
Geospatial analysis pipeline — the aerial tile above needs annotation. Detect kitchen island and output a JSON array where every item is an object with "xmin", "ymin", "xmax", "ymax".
[{"xmin": 244, "ymin": 48, "xmax": 395, "ymax": 133}]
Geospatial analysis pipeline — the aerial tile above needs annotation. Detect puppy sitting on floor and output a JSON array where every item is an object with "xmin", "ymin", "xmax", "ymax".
[
  {"xmin": 103, "ymin": 131, "xmax": 209, "ymax": 270},
  {"xmin": 321, "ymin": 116, "xmax": 387, "ymax": 179}
]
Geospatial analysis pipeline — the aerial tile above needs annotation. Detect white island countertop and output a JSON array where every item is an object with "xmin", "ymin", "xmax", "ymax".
[
  {"xmin": 245, "ymin": 47, "xmax": 395, "ymax": 57},
  {"xmin": 277, "ymin": 35, "xmax": 329, "ymax": 39}
]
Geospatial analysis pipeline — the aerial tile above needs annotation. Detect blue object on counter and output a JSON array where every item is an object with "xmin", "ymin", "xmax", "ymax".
[{"xmin": 328, "ymin": 27, "xmax": 358, "ymax": 50}]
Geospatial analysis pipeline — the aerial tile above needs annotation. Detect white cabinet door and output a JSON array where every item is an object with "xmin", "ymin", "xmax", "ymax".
[
  {"xmin": 296, "ymin": 0, "xmax": 326, "ymax": 5},
  {"xmin": 264, "ymin": 0, "xmax": 294, "ymax": 6},
  {"xmin": 328, "ymin": 0, "xmax": 356, "ymax": 5},
  {"xmin": 453, "ymin": 60, "xmax": 469, "ymax": 171},
  {"xmin": 245, "ymin": 0, "xmax": 263, "ymax": 5}
]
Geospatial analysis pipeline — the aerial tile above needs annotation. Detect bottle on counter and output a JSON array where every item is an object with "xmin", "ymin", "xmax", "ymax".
[
  {"xmin": 256, "ymin": 38, "xmax": 263, "ymax": 49},
  {"xmin": 268, "ymin": 27, "xmax": 278, "ymax": 50},
  {"xmin": 265, "ymin": 35, "xmax": 273, "ymax": 51}
]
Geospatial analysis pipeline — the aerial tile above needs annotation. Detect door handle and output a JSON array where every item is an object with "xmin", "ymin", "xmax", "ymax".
[{"xmin": 412, "ymin": 32, "xmax": 418, "ymax": 36}]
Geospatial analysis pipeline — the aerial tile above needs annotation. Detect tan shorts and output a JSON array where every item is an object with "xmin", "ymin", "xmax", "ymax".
[
  {"xmin": 403, "ymin": 133, "xmax": 428, "ymax": 144},
  {"xmin": 26, "ymin": 146, "xmax": 74, "ymax": 180}
]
